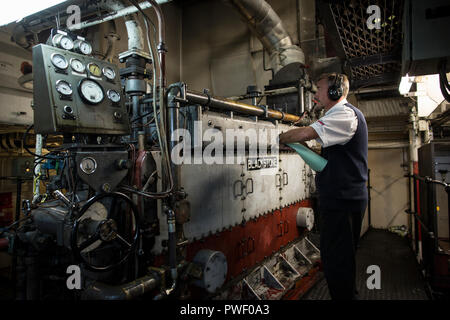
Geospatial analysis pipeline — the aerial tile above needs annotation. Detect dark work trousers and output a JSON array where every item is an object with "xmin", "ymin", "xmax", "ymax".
[{"xmin": 319, "ymin": 198, "xmax": 367, "ymax": 300}]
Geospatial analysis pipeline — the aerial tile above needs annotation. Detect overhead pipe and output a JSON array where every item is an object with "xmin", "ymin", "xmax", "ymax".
[
  {"xmin": 69, "ymin": 1, "xmax": 172, "ymax": 31},
  {"xmin": 102, "ymin": 0, "xmax": 145, "ymax": 51},
  {"xmin": 227, "ymin": 0, "xmax": 305, "ymax": 74}
]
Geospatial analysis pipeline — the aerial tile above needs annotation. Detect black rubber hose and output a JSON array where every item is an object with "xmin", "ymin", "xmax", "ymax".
[
  {"xmin": 22, "ymin": 125, "xmax": 67, "ymax": 160},
  {"xmin": 439, "ymin": 60, "xmax": 450, "ymax": 102}
]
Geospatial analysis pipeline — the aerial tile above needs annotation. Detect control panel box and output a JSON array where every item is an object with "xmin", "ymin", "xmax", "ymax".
[
  {"xmin": 32, "ymin": 43, "xmax": 130, "ymax": 135},
  {"xmin": 12, "ymin": 157, "xmax": 34, "ymax": 179}
]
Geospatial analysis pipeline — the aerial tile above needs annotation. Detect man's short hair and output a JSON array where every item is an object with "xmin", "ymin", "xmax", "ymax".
[{"xmin": 317, "ymin": 73, "xmax": 350, "ymax": 98}]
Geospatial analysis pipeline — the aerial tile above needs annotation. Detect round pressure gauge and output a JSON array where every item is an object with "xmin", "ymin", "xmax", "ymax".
[
  {"xmin": 80, "ymin": 157, "xmax": 97, "ymax": 175},
  {"xmin": 74, "ymin": 39, "xmax": 92, "ymax": 55},
  {"xmin": 52, "ymin": 34, "xmax": 74, "ymax": 50},
  {"xmin": 102, "ymin": 66, "xmax": 116, "ymax": 80},
  {"xmin": 78, "ymin": 79, "xmax": 104, "ymax": 105},
  {"xmin": 88, "ymin": 63, "xmax": 102, "ymax": 77},
  {"xmin": 70, "ymin": 58, "xmax": 85, "ymax": 73},
  {"xmin": 107, "ymin": 89, "xmax": 121, "ymax": 103},
  {"xmin": 51, "ymin": 53, "xmax": 68, "ymax": 70},
  {"xmin": 55, "ymin": 80, "xmax": 72, "ymax": 96}
]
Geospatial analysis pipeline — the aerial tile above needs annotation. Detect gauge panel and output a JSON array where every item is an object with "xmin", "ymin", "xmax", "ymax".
[{"xmin": 32, "ymin": 43, "xmax": 129, "ymax": 135}]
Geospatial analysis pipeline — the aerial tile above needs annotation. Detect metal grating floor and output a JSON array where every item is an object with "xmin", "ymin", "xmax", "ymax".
[{"xmin": 302, "ymin": 229, "xmax": 430, "ymax": 300}]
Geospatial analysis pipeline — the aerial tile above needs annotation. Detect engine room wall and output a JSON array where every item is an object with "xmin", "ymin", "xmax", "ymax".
[
  {"xmin": 180, "ymin": 0, "xmax": 320, "ymax": 98},
  {"xmin": 0, "ymin": 31, "xmax": 33, "ymax": 126},
  {"xmin": 368, "ymin": 148, "xmax": 409, "ymax": 229}
]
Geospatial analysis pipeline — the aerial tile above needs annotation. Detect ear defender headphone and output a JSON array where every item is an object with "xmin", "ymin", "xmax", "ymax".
[{"xmin": 328, "ymin": 74, "xmax": 343, "ymax": 101}]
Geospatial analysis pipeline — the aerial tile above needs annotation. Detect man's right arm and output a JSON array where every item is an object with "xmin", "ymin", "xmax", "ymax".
[{"xmin": 279, "ymin": 126, "xmax": 318, "ymax": 144}]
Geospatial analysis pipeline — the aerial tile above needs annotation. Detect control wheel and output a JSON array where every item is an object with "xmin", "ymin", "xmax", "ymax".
[{"xmin": 71, "ymin": 192, "xmax": 139, "ymax": 272}]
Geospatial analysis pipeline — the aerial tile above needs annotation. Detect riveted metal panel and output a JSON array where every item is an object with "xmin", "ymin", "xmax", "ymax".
[
  {"xmin": 280, "ymin": 153, "xmax": 306, "ymax": 207},
  {"xmin": 181, "ymin": 158, "xmax": 243, "ymax": 241}
]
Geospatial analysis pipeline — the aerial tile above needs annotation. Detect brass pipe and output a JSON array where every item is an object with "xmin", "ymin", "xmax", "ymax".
[{"xmin": 185, "ymin": 90, "xmax": 301, "ymax": 123}]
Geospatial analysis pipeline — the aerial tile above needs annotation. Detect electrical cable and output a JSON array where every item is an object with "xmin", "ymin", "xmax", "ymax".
[
  {"xmin": 22, "ymin": 125, "xmax": 67, "ymax": 160},
  {"xmin": 130, "ymin": 110, "xmax": 155, "ymax": 123},
  {"xmin": 128, "ymin": 0, "xmax": 174, "ymax": 196},
  {"xmin": 132, "ymin": 114, "xmax": 157, "ymax": 129},
  {"xmin": 135, "ymin": 0, "xmax": 173, "ymax": 192},
  {"xmin": 439, "ymin": 60, "xmax": 450, "ymax": 103}
]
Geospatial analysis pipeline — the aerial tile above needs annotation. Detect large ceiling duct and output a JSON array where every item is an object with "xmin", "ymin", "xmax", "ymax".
[{"xmin": 227, "ymin": 0, "xmax": 305, "ymax": 76}]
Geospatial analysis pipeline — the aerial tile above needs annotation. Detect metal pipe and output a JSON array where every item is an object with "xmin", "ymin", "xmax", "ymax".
[
  {"xmin": 102, "ymin": 0, "xmax": 146, "ymax": 51},
  {"xmin": 228, "ymin": 0, "xmax": 305, "ymax": 73},
  {"xmin": 298, "ymin": 86, "xmax": 304, "ymax": 115},
  {"xmin": 69, "ymin": 1, "xmax": 172, "ymax": 31},
  {"xmin": 82, "ymin": 274, "xmax": 160, "ymax": 300},
  {"xmin": 104, "ymin": 32, "xmax": 120, "ymax": 62},
  {"xmin": 350, "ymin": 85, "xmax": 398, "ymax": 95},
  {"xmin": 153, "ymin": 206, "xmax": 177, "ymax": 299},
  {"xmin": 167, "ymin": 84, "xmax": 182, "ymax": 190},
  {"xmin": 426, "ymin": 177, "xmax": 439, "ymax": 253},
  {"xmin": 53, "ymin": 190, "xmax": 71, "ymax": 207},
  {"xmin": 132, "ymin": 95, "xmax": 141, "ymax": 140},
  {"xmin": 368, "ymin": 141, "xmax": 410, "ymax": 149},
  {"xmin": 185, "ymin": 90, "xmax": 302, "ymax": 123},
  {"xmin": 413, "ymin": 175, "xmax": 419, "ymax": 254},
  {"xmin": 125, "ymin": 16, "xmax": 145, "ymax": 50},
  {"xmin": 227, "ymin": 86, "xmax": 298, "ymax": 101},
  {"xmin": 146, "ymin": 0, "xmax": 167, "ymax": 89},
  {"xmin": 138, "ymin": 131, "xmax": 145, "ymax": 151},
  {"xmin": 11, "ymin": 178, "xmax": 22, "ymax": 300},
  {"xmin": 167, "ymin": 208, "xmax": 177, "ymax": 278},
  {"xmin": 103, "ymin": 19, "xmax": 121, "ymax": 62},
  {"xmin": 32, "ymin": 134, "xmax": 43, "ymax": 204}
]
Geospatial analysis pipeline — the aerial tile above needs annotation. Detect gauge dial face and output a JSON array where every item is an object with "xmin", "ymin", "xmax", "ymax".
[
  {"xmin": 51, "ymin": 34, "xmax": 61, "ymax": 46},
  {"xmin": 79, "ymin": 79, "xmax": 104, "ymax": 104},
  {"xmin": 107, "ymin": 89, "xmax": 121, "ymax": 103},
  {"xmin": 102, "ymin": 66, "xmax": 116, "ymax": 80},
  {"xmin": 75, "ymin": 40, "xmax": 92, "ymax": 55},
  {"xmin": 51, "ymin": 53, "xmax": 68, "ymax": 69},
  {"xmin": 59, "ymin": 35, "xmax": 74, "ymax": 50},
  {"xmin": 80, "ymin": 157, "xmax": 97, "ymax": 175},
  {"xmin": 55, "ymin": 80, "xmax": 72, "ymax": 96},
  {"xmin": 88, "ymin": 63, "xmax": 102, "ymax": 77},
  {"xmin": 79, "ymin": 41, "xmax": 92, "ymax": 55},
  {"xmin": 70, "ymin": 58, "xmax": 85, "ymax": 73}
]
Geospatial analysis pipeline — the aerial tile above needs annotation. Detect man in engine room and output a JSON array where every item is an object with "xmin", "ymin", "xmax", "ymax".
[{"xmin": 278, "ymin": 73, "xmax": 368, "ymax": 300}]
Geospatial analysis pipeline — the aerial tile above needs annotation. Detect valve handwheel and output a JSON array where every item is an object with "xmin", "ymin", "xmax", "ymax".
[{"xmin": 71, "ymin": 192, "xmax": 139, "ymax": 271}]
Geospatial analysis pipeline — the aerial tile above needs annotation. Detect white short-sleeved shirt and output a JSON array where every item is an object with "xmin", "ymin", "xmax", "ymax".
[{"xmin": 310, "ymin": 99, "xmax": 358, "ymax": 148}]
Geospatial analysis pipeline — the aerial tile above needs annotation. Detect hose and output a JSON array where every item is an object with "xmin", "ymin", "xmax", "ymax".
[{"xmin": 439, "ymin": 60, "xmax": 450, "ymax": 103}]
